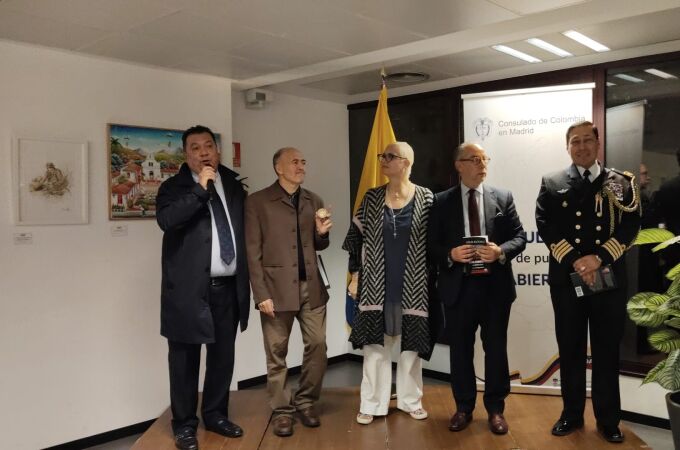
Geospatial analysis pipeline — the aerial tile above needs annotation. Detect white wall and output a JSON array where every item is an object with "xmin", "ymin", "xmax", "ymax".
[
  {"xmin": 0, "ymin": 41, "xmax": 232, "ymax": 450},
  {"xmin": 231, "ymin": 91, "xmax": 351, "ymax": 382}
]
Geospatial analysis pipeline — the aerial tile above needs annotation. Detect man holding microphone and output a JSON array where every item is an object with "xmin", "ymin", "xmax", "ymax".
[{"xmin": 156, "ymin": 125, "xmax": 250, "ymax": 450}]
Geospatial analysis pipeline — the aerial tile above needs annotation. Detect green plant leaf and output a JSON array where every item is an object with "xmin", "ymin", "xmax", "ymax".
[
  {"xmin": 653, "ymin": 235, "xmax": 680, "ymax": 252},
  {"xmin": 627, "ymin": 292, "xmax": 668, "ymax": 326},
  {"xmin": 656, "ymin": 296, "xmax": 680, "ymax": 318},
  {"xmin": 649, "ymin": 329, "xmax": 680, "ymax": 353},
  {"xmin": 645, "ymin": 293, "xmax": 671, "ymax": 312},
  {"xmin": 666, "ymin": 318, "xmax": 680, "ymax": 329},
  {"xmin": 668, "ymin": 275, "xmax": 680, "ymax": 297},
  {"xmin": 635, "ymin": 228, "xmax": 675, "ymax": 246},
  {"xmin": 667, "ymin": 263, "xmax": 680, "ymax": 282},
  {"xmin": 643, "ymin": 349, "xmax": 680, "ymax": 391}
]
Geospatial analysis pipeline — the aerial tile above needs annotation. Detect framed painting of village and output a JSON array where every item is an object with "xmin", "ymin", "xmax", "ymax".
[
  {"xmin": 12, "ymin": 137, "xmax": 89, "ymax": 225},
  {"xmin": 107, "ymin": 124, "xmax": 222, "ymax": 220},
  {"xmin": 108, "ymin": 124, "xmax": 182, "ymax": 219}
]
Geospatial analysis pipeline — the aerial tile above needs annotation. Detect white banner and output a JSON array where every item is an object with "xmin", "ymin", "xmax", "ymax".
[{"xmin": 463, "ymin": 84, "xmax": 593, "ymax": 390}]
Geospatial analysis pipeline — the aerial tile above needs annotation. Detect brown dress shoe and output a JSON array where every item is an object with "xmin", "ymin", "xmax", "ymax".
[
  {"xmin": 272, "ymin": 415, "xmax": 294, "ymax": 437},
  {"xmin": 298, "ymin": 406, "xmax": 321, "ymax": 427},
  {"xmin": 448, "ymin": 412, "xmax": 472, "ymax": 431},
  {"xmin": 488, "ymin": 413, "xmax": 508, "ymax": 435}
]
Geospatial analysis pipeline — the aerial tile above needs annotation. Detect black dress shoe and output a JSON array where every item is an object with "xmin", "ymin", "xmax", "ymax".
[
  {"xmin": 205, "ymin": 418, "xmax": 243, "ymax": 438},
  {"xmin": 174, "ymin": 429, "xmax": 198, "ymax": 450},
  {"xmin": 597, "ymin": 423, "xmax": 625, "ymax": 443},
  {"xmin": 551, "ymin": 418, "xmax": 584, "ymax": 436}
]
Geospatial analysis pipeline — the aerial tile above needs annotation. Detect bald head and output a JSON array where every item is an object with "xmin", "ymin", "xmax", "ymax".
[
  {"xmin": 385, "ymin": 142, "xmax": 414, "ymax": 165},
  {"xmin": 456, "ymin": 142, "xmax": 484, "ymax": 161}
]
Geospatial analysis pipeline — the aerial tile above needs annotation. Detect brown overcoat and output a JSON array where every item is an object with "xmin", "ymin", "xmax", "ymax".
[{"xmin": 245, "ymin": 182, "xmax": 330, "ymax": 311}]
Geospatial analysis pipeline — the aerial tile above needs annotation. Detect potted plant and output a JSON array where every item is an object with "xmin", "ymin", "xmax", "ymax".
[{"xmin": 627, "ymin": 228, "xmax": 680, "ymax": 448}]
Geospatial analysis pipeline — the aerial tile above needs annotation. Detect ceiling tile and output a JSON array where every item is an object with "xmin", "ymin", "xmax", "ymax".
[
  {"xmin": 173, "ymin": 50, "xmax": 286, "ymax": 80},
  {"xmin": 1, "ymin": 0, "xmax": 178, "ymax": 31},
  {"xmin": 487, "ymin": 0, "xmax": 589, "ymax": 15},
  {"xmin": 0, "ymin": 9, "xmax": 109, "ymax": 50},
  {"xmin": 132, "ymin": 10, "xmax": 268, "ymax": 54},
  {"xmin": 188, "ymin": 0, "xmax": 426, "ymax": 54},
  {"xmin": 228, "ymin": 35, "xmax": 348, "ymax": 69},
  {"xmin": 330, "ymin": 0, "xmax": 518, "ymax": 37},
  {"xmin": 78, "ymin": 32, "xmax": 197, "ymax": 68}
]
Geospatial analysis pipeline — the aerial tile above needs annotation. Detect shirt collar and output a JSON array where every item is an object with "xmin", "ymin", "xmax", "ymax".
[
  {"xmin": 576, "ymin": 161, "xmax": 601, "ymax": 180},
  {"xmin": 461, "ymin": 183, "xmax": 483, "ymax": 197}
]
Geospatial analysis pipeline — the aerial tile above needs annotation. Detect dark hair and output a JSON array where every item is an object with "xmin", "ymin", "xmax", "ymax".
[
  {"xmin": 566, "ymin": 120, "xmax": 598, "ymax": 144},
  {"xmin": 182, "ymin": 125, "xmax": 216, "ymax": 150}
]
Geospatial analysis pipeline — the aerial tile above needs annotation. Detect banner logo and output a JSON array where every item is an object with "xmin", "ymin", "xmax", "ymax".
[{"xmin": 473, "ymin": 117, "xmax": 492, "ymax": 140}]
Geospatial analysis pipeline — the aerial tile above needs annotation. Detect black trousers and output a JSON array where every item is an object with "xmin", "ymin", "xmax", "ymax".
[
  {"xmin": 168, "ymin": 277, "xmax": 239, "ymax": 433},
  {"xmin": 550, "ymin": 282, "xmax": 627, "ymax": 427},
  {"xmin": 445, "ymin": 278, "xmax": 512, "ymax": 415}
]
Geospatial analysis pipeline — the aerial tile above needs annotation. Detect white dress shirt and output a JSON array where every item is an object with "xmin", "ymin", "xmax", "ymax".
[
  {"xmin": 191, "ymin": 171, "xmax": 237, "ymax": 277},
  {"xmin": 576, "ymin": 162, "xmax": 601, "ymax": 182}
]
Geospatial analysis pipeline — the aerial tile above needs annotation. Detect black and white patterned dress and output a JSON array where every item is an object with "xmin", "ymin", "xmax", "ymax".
[{"xmin": 343, "ymin": 185, "xmax": 436, "ymax": 359}]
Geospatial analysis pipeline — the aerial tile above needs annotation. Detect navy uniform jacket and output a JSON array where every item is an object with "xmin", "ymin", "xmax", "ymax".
[
  {"xmin": 428, "ymin": 184, "xmax": 527, "ymax": 307},
  {"xmin": 535, "ymin": 164, "xmax": 641, "ymax": 286},
  {"xmin": 156, "ymin": 163, "xmax": 250, "ymax": 344}
]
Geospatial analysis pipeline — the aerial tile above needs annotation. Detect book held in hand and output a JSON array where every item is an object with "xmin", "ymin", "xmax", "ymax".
[
  {"xmin": 569, "ymin": 264, "xmax": 617, "ymax": 297},
  {"xmin": 463, "ymin": 235, "xmax": 490, "ymax": 276}
]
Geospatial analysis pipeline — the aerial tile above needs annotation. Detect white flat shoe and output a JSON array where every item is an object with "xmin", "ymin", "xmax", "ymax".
[
  {"xmin": 356, "ymin": 413, "xmax": 374, "ymax": 425},
  {"xmin": 409, "ymin": 408, "xmax": 428, "ymax": 420}
]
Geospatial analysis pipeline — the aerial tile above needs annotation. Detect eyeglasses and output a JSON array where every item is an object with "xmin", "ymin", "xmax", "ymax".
[
  {"xmin": 377, "ymin": 152, "xmax": 407, "ymax": 163},
  {"xmin": 458, "ymin": 156, "xmax": 491, "ymax": 166}
]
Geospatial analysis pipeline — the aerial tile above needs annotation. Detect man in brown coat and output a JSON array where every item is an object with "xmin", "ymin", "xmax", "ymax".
[{"xmin": 245, "ymin": 147, "xmax": 333, "ymax": 437}]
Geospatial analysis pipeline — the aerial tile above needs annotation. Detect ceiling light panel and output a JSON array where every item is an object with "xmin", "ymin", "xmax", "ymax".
[
  {"xmin": 491, "ymin": 45, "xmax": 541, "ymax": 63},
  {"xmin": 526, "ymin": 38, "xmax": 572, "ymax": 57},
  {"xmin": 562, "ymin": 30, "xmax": 610, "ymax": 52}
]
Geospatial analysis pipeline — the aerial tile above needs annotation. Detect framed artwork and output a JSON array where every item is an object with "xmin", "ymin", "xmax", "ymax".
[
  {"xmin": 107, "ymin": 123, "xmax": 222, "ymax": 220},
  {"xmin": 12, "ymin": 137, "xmax": 89, "ymax": 225}
]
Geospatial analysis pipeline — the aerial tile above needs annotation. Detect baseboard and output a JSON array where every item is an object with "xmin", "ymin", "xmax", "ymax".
[{"xmin": 42, "ymin": 419, "xmax": 154, "ymax": 450}]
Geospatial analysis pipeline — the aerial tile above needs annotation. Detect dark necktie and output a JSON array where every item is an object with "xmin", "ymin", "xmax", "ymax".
[
  {"xmin": 468, "ymin": 189, "xmax": 481, "ymax": 236},
  {"xmin": 583, "ymin": 169, "xmax": 591, "ymax": 183},
  {"xmin": 209, "ymin": 182, "xmax": 235, "ymax": 265}
]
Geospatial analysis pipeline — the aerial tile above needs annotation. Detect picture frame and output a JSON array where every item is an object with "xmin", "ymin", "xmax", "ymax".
[
  {"xmin": 107, "ymin": 123, "xmax": 221, "ymax": 220},
  {"xmin": 12, "ymin": 137, "xmax": 89, "ymax": 225}
]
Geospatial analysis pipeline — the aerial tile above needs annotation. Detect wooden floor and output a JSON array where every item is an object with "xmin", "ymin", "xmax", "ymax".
[{"xmin": 133, "ymin": 385, "xmax": 649, "ymax": 449}]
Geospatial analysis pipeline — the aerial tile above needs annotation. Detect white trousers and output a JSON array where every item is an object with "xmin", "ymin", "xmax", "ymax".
[{"xmin": 359, "ymin": 334, "xmax": 423, "ymax": 416}]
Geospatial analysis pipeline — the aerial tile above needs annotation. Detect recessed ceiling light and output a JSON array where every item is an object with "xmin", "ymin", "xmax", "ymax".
[
  {"xmin": 562, "ymin": 30, "xmax": 610, "ymax": 52},
  {"xmin": 614, "ymin": 74, "xmax": 645, "ymax": 83},
  {"xmin": 526, "ymin": 38, "xmax": 573, "ymax": 57},
  {"xmin": 644, "ymin": 68, "xmax": 678, "ymax": 79},
  {"xmin": 492, "ymin": 45, "xmax": 541, "ymax": 63},
  {"xmin": 384, "ymin": 72, "xmax": 430, "ymax": 83}
]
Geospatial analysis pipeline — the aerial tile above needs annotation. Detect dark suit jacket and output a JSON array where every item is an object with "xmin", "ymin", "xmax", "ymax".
[
  {"xmin": 156, "ymin": 163, "xmax": 249, "ymax": 344},
  {"xmin": 428, "ymin": 184, "xmax": 526, "ymax": 307},
  {"xmin": 245, "ymin": 182, "xmax": 330, "ymax": 312}
]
